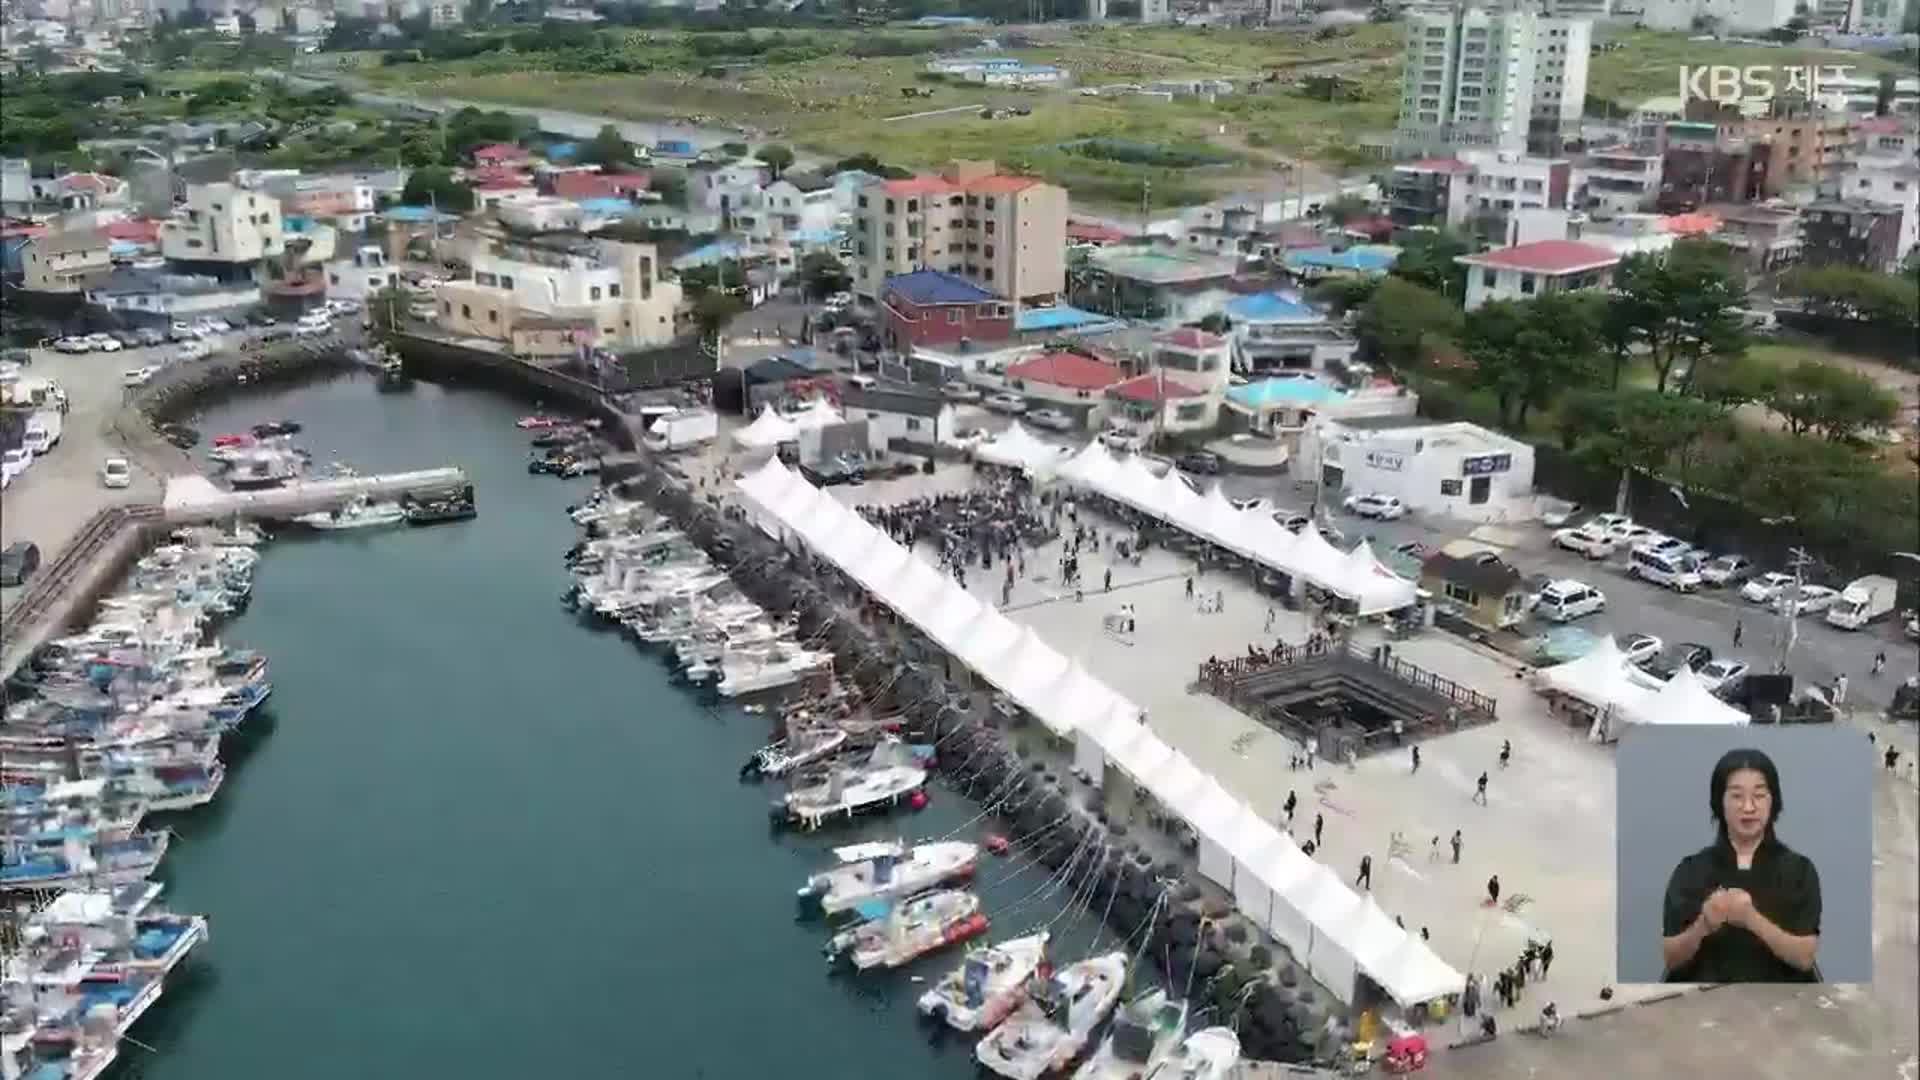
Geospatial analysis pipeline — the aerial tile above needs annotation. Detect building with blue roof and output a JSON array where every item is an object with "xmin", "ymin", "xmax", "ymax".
[
  {"xmin": 879, "ymin": 269, "xmax": 1014, "ymax": 351},
  {"xmin": 1281, "ymin": 245, "xmax": 1401, "ymax": 279},
  {"xmin": 1223, "ymin": 291, "xmax": 1320, "ymax": 324}
]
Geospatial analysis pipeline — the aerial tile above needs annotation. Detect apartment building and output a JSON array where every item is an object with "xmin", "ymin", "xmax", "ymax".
[
  {"xmin": 1657, "ymin": 121, "xmax": 1771, "ymax": 211},
  {"xmin": 435, "ymin": 237, "xmax": 682, "ymax": 350},
  {"xmin": 1821, "ymin": 158, "xmax": 1919, "ymax": 266},
  {"xmin": 160, "ymin": 182, "xmax": 282, "ymax": 278},
  {"xmin": 851, "ymin": 160, "xmax": 1068, "ymax": 305},
  {"xmin": 1639, "ymin": 0, "xmax": 1796, "ymax": 32},
  {"xmin": 1389, "ymin": 157, "xmax": 1477, "ymax": 228},
  {"xmin": 1801, "ymin": 200, "xmax": 1905, "ymax": 271},
  {"xmin": 1394, "ymin": 8, "xmax": 1592, "ymax": 157},
  {"xmin": 1577, "ymin": 148, "xmax": 1664, "ymax": 215},
  {"xmin": 22, "ymin": 229, "xmax": 111, "ymax": 293},
  {"xmin": 1741, "ymin": 107, "xmax": 1858, "ymax": 194}
]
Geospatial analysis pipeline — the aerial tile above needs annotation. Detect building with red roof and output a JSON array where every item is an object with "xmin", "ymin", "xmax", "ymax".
[
  {"xmin": 1108, "ymin": 370, "xmax": 1217, "ymax": 436},
  {"xmin": 853, "ymin": 159, "xmax": 1068, "ymax": 305},
  {"xmin": 1455, "ymin": 239, "xmax": 1620, "ymax": 311},
  {"xmin": 1005, "ymin": 350, "xmax": 1126, "ymax": 410},
  {"xmin": 470, "ymin": 143, "xmax": 531, "ymax": 166},
  {"xmin": 1065, "ymin": 220, "xmax": 1132, "ymax": 246}
]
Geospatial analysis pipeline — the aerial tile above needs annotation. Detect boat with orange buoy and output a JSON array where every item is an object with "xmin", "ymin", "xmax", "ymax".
[
  {"xmin": 824, "ymin": 889, "xmax": 987, "ymax": 971},
  {"xmin": 772, "ymin": 737, "xmax": 929, "ymax": 832},
  {"xmin": 796, "ymin": 839, "xmax": 979, "ymax": 919}
]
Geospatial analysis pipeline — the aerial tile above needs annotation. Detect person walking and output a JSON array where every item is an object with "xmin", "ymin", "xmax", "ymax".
[
  {"xmin": 1103, "ymin": 568, "xmax": 1112, "ymax": 593},
  {"xmin": 1355, "ymin": 854, "xmax": 1372, "ymax": 890},
  {"xmin": 1185, "ymin": 576, "xmax": 1195, "ymax": 600},
  {"xmin": 1283, "ymin": 790, "xmax": 1297, "ymax": 824},
  {"xmin": 1420, "ymin": 926, "xmax": 1431, "ymax": 942},
  {"xmin": 1450, "ymin": 829, "xmax": 1462, "ymax": 864},
  {"xmin": 1873, "ymin": 650, "xmax": 1887, "ymax": 676},
  {"xmin": 1486, "ymin": 874, "xmax": 1501, "ymax": 907},
  {"xmin": 1429, "ymin": 835, "xmax": 1441, "ymax": 862},
  {"xmin": 1539, "ymin": 941, "xmax": 1554, "ymax": 980},
  {"xmin": 1313, "ymin": 812, "xmax": 1325, "ymax": 847},
  {"xmin": 1410, "ymin": 744, "xmax": 1421, "ymax": 774},
  {"xmin": 1732, "ymin": 618, "xmax": 1744, "ymax": 648},
  {"xmin": 1265, "ymin": 606, "xmax": 1276, "ymax": 632},
  {"xmin": 1473, "ymin": 772, "xmax": 1489, "ymax": 805},
  {"xmin": 1834, "ymin": 673, "xmax": 1849, "ymax": 707},
  {"xmin": 1498, "ymin": 740, "xmax": 1511, "ymax": 769}
]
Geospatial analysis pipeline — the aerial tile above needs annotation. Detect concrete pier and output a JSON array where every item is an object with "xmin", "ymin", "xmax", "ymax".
[
  {"xmin": 0, "ymin": 504, "xmax": 163, "ymax": 682},
  {"xmin": 162, "ymin": 468, "xmax": 470, "ymax": 523}
]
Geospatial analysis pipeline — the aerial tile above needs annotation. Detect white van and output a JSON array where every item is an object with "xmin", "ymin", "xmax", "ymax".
[
  {"xmin": 1627, "ymin": 545, "xmax": 1702, "ymax": 592},
  {"xmin": 1535, "ymin": 579, "xmax": 1607, "ymax": 623},
  {"xmin": 21, "ymin": 411, "xmax": 61, "ymax": 455}
]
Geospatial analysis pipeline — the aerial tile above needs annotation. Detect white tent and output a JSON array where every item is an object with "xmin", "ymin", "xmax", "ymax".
[
  {"xmin": 1337, "ymin": 541, "xmax": 1420, "ymax": 616},
  {"xmin": 1187, "ymin": 781, "xmax": 1247, "ymax": 889},
  {"xmin": 734, "ymin": 406, "xmax": 801, "ymax": 450},
  {"xmin": 1624, "ymin": 665, "xmax": 1751, "ymax": 727},
  {"xmin": 975, "ymin": 425, "xmax": 1073, "ymax": 479},
  {"xmin": 1363, "ymin": 933, "xmax": 1468, "ymax": 1008},
  {"xmin": 1535, "ymin": 635, "xmax": 1646, "ymax": 712},
  {"xmin": 791, "ymin": 398, "xmax": 844, "ymax": 431}
]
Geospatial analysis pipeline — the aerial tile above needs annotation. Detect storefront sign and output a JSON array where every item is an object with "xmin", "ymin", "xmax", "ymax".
[
  {"xmin": 1365, "ymin": 449, "xmax": 1406, "ymax": 472},
  {"xmin": 1461, "ymin": 453, "xmax": 1512, "ymax": 477}
]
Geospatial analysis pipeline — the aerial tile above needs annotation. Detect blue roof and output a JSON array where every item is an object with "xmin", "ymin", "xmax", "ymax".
[
  {"xmin": 1016, "ymin": 305, "xmax": 1118, "ymax": 333},
  {"xmin": 545, "ymin": 141, "xmax": 580, "ymax": 162},
  {"xmin": 673, "ymin": 240, "xmax": 745, "ymax": 269},
  {"xmin": 1282, "ymin": 245, "xmax": 1400, "ymax": 275},
  {"xmin": 1224, "ymin": 292, "xmax": 1322, "ymax": 323},
  {"xmin": 383, "ymin": 205, "xmax": 453, "ymax": 223},
  {"xmin": 789, "ymin": 227, "xmax": 844, "ymax": 246},
  {"xmin": 884, "ymin": 269, "xmax": 999, "ymax": 306},
  {"xmin": 577, "ymin": 197, "xmax": 635, "ymax": 215},
  {"xmin": 1226, "ymin": 377, "xmax": 1346, "ymax": 410}
]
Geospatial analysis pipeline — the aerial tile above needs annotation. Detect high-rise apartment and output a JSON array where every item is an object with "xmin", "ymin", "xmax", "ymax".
[
  {"xmin": 1394, "ymin": 7, "xmax": 1592, "ymax": 157},
  {"xmin": 851, "ymin": 160, "xmax": 1068, "ymax": 306}
]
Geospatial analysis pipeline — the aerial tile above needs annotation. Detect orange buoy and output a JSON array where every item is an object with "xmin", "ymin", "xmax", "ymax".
[
  {"xmin": 909, "ymin": 789, "xmax": 930, "ymax": 810},
  {"xmin": 944, "ymin": 912, "xmax": 990, "ymax": 945},
  {"xmin": 983, "ymin": 833, "xmax": 1011, "ymax": 855}
]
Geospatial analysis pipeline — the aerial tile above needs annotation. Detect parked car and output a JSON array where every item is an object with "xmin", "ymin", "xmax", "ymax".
[
  {"xmin": 1698, "ymin": 554, "xmax": 1755, "ymax": 587},
  {"xmin": 1589, "ymin": 512, "xmax": 1633, "ymax": 535},
  {"xmin": 206, "ymin": 318, "xmax": 233, "ymax": 333},
  {"xmin": 111, "ymin": 331, "xmax": 141, "ymax": 348},
  {"xmin": 1538, "ymin": 499, "xmax": 1582, "ymax": 527},
  {"xmin": 1177, "ymin": 451, "xmax": 1221, "ymax": 475},
  {"xmin": 168, "ymin": 322, "xmax": 195, "ymax": 342},
  {"xmin": 1552, "ymin": 525, "xmax": 1616, "ymax": 560},
  {"xmin": 134, "ymin": 327, "xmax": 166, "ymax": 347},
  {"xmin": 54, "ymin": 337, "xmax": 92, "ymax": 353},
  {"xmin": 122, "ymin": 366, "xmax": 160, "ymax": 388},
  {"xmin": 824, "ymin": 291, "xmax": 853, "ymax": 312},
  {"xmin": 1099, "ymin": 429, "xmax": 1145, "ymax": 452},
  {"xmin": 1, "ymin": 447, "xmax": 33, "ymax": 485},
  {"xmin": 86, "ymin": 333, "xmax": 122, "ymax": 352},
  {"xmin": 1274, "ymin": 511, "xmax": 1312, "ymax": 533},
  {"xmin": 1343, "ymin": 493, "xmax": 1407, "ymax": 519},
  {"xmin": 1696, "ymin": 658, "xmax": 1750, "ymax": 697},
  {"xmin": 1025, "ymin": 408, "xmax": 1074, "ymax": 432},
  {"xmin": 0, "ymin": 541, "xmax": 40, "ymax": 587},
  {"xmin": 1634, "ymin": 534, "xmax": 1689, "ymax": 558},
  {"xmin": 1740, "ymin": 572, "xmax": 1798, "ymax": 605},
  {"xmin": 1610, "ymin": 522, "xmax": 1655, "ymax": 545},
  {"xmin": 984, "ymin": 391, "xmax": 1027, "ymax": 415},
  {"xmin": 99, "ymin": 457, "xmax": 132, "ymax": 489},
  {"xmin": 1393, "ymin": 540, "xmax": 1431, "ymax": 561},
  {"xmin": 1638, "ymin": 642, "xmax": 1714, "ymax": 682},
  {"xmin": 1772, "ymin": 583, "xmax": 1840, "ymax": 615},
  {"xmin": 940, "ymin": 382, "xmax": 982, "ymax": 403},
  {"xmin": 1617, "ymin": 633, "xmax": 1664, "ymax": 665},
  {"xmin": 1230, "ymin": 497, "xmax": 1273, "ymax": 515},
  {"xmin": 1534, "ymin": 579, "xmax": 1607, "ymax": 623}
]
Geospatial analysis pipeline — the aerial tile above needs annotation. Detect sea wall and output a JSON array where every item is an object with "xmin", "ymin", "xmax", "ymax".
[
  {"xmin": 136, "ymin": 341, "xmax": 362, "ymax": 426},
  {"xmin": 613, "ymin": 462, "xmax": 1346, "ymax": 1067},
  {"xmin": 387, "ymin": 334, "xmax": 638, "ymax": 452}
]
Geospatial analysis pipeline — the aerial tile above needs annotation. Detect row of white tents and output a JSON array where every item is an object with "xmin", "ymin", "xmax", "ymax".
[
  {"xmin": 973, "ymin": 424, "xmax": 1077, "ymax": 479},
  {"xmin": 733, "ymin": 400, "xmax": 847, "ymax": 451},
  {"xmin": 1534, "ymin": 635, "xmax": 1750, "ymax": 734},
  {"xmin": 1051, "ymin": 444, "xmax": 1418, "ymax": 617},
  {"xmin": 735, "ymin": 458, "xmax": 1465, "ymax": 1010}
]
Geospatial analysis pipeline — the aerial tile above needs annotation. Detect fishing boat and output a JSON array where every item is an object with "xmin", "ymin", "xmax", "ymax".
[
  {"xmin": 777, "ymin": 739, "xmax": 928, "ymax": 831},
  {"xmin": 31, "ymin": 888, "xmax": 210, "ymax": 980},
  {"xmin": 1073, "ymin": 988, "xmax": 1188, "ymax": 1080},
  {"xmin": 1153, "ymin": 1026, "xmax": 1242, "ymax": 1079},
  {"xmin": 975, "ymin": 951, "xmax": 1129, "ymax": 1080},
  {"xmin": 796, "ymin": 839, "xmax": 978, "ymax": 917},
  {"xmin": 916, "ymin": 930, "xmax": 1051, "ymax": 1033},
  {"xmin": 824, "ymin": 889, "xmax": 987, "ymax": 971},
  {"xmin": 716, "ymin": 643, "xmax": 832, "ymax": 698},
  {"xmin": 224, "ymin": 446, "xmax": 305, "ymax": 490},
  {"xmin": 740, "ymin": 725, "xmax": 848, "ymax": 781},
  {"xmin": 1, "ymin": 831, "xmax": 171, "ymax": 892},
  {"xmin": 292, "ymin": 494, "xmax": 407, "ymax": 531},
  {"xmin": 516, "ymin": 414, "xmax": 567, "ymax": 430}
]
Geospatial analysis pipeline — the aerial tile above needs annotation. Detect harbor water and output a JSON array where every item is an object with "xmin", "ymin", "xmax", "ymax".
[{"xmin": 133, "ymin": 375, "xmax": 1122, "ymax": 1080}]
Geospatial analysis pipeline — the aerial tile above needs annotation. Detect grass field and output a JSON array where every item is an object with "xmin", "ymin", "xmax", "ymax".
[{"xmin": 349, "ymin": 24, "xmax": 1909, "ymax": 208}]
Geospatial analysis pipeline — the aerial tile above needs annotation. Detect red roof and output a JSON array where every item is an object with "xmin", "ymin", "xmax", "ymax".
[
  {"xmin": 1457, "ymin": 239, "xmax": 1620, "ymax": 274},
  {"xmin": 1066, "ymin": 221, "xmax": 1131, "ymax": 244},
  {"xmin": 1662, "ymin": 212, "xmax": 1720, "ymax": 235},
  {"xmin": 1006, "ymin": 351, "xmax": 1124, "ymax": 391},
  {"xmin": 967, "ymin": 174, "xmax": 1041, "ymax": 195},
  {"xmin": 602, "ymin": 172, "xmax": 651, "ymax": 191},
  {"xmin": 104, "ymin": 219, "xmax": 161, "ymax": 243},
  {"xmin": 472, "ymin": 175, "xmax": 536, "ymax": 192},
  {"xmin": 1857, "ymin": 115, "xmax": 1911, "ymax": 135},
  {"xmin": 1154, "ymin": 327, "xmax": 1226, "ymax": 350},
  {"xmin": 879, "ymin": 176, "xmax": 954, "ymax": 197},
  {"xmin": 60, "ymin": 172, "xmax": 120, "ymax": 192},
  {"xmin": 1111, "ymin": 372, "xmax": 1206, "ymax": 404},
  {"xmin": 1398, "ymin": 157, "xmax": 1473, "ymax": 174},
  {"xmin": 471, "ymin": 143, "xmax": 530, "ymax": 163},
  {"xmin": 551, "ymin": 173, "xmax": 618, "ymax": 200}
]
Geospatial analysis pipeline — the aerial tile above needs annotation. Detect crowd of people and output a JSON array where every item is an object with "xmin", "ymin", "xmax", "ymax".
[{"xmin": 857, "ymin": 482, "xmax": 1057, "ymax": 582}]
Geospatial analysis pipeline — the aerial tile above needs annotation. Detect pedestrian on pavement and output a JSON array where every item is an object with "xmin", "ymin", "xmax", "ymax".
[
  {"xmin": 1103, "ymin": 568, "xmax": 1112, "ymax": 592},
  {"xmin": 1539, "ymin": 941, "xmax": 1554, "ymax": 980},
  {"xmin": 1873, "ymin": 651, "xmax": 1887, "ymax": 675},
  {"xmin": 1301, "ymin": 839, "xmax": 1317, "ymax": 857},
  {"xmin": 1733, "ymin": 619, "xmax": 1744, "ymax": 648},
  {"xmin": 1265, "ymin": 606, "xmax": 1276, "ymax": 632},
  {"xmin": 1313, "ymin": 812, "xmax": 1324, "ymax": 847},
  {"xmin": 1474, "ymin": 772, "xmax": 1489, "ymax": 805},
  {"xmin": 1421, "ymin": 926, "xmax": 1430, "ymax": 942},
  {"xmin": 1283, "ymin": 790, "xmax": 1297, "ymax": 823},
  {"xmin": 1495, "ymin": 971, "xmax": 1511, "ymax": 1008},
  {"xmin": 1411, "ymin": 745, "xmax": 1421, "ymax": 774},
  {"xmin": 1185, "ymin": 576, "xmax": 1195, "ymax": 599},
  {"xmin": 1429, "ymin": 835, "xmax": 1441, "ymax": 862},
  {"xmin": 1356, "ymin": 854, "xmax": 1372, "ymax": 890},
  {"xmin": 1451, "ymin": 829, "xmax": 1463, "ymax": 864},
  {"xmin": 1486, "ymin": 874, "xmax": 1501, "ymax": 907},
  {"xmin": 1834, "ymin": 673, "xmax": 1849, "ymax": 707},
  {"xmin": 1498, "ymin": 739, "xmax": 1511, "ymax": 769},
  {"xmin": 1887, "ymin": 745, "xmax": 1902, "ymax": 772}
]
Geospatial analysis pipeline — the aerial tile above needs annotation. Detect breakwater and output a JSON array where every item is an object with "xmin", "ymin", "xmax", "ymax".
[{"xmin": 612, "ymin": 461, "xmax": 1348, "ymax": 1066}]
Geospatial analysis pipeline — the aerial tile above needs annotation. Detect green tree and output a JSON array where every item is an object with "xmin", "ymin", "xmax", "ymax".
[
  {"xmin": 1781, "ymin": 264, "xmax": 1919, "ymax": 335},
  {"xmin": 1762, "ymin": 361, "xmax": 1900, "ymax": 442},
  {"xmin": 1356, "ymin": 278, "xmax": 1462, "ymax": 371},
  {"xmin": 1563, "ymin": 389, "xmax": 1727, "ymax": 511},
  {"xmin": 1460, "ymin": 294, "xmax": 1599, "ymax": 429},
  {"xmin": 692, "ymin": 291, "xmax": 746, "ymax": 345},
  {"xmin": 757, "ymin": 143, "xmax": 795, "ymax": 179},
  {"xmin": 1609, "ymin": 240, "xmax": 1748, "ymax": 394},
  {"xmin": 1307, "ymin": 276, "xmax": 1377, "ymax": 314},
  {"xmin": 798, "ymin": 252, "xmax": 851, "ymax": 299},
  {"xmin": 1389, "ymin": 229, "xmax": 1470, "ymax": 299},
  {"xmin": 581, "ymin": 124, "xmax": 634, "ymax": 167},
  {"xmin": 400, "ymin": 166, "xmax": 475, "ymax": 213},
  {"xmin": 1322, "ymin": 194, "xmax": 1371, "ymax": 226}
]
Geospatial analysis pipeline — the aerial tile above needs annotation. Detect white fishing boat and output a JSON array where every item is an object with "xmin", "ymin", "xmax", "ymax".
[
  {"xmin": 1074, "ymin": 988, "xmax": 1188, "ymax": 1080},
  {"xmin": 976, "ymin": 951, "xmax": 1129, "ymax": 1080},
  {"xmin": 716, "ymin": 643, "xmax": 832, "ymax": 697},
  {"xmin": 293, "ymin": 494, "xmax": 406, "ymax": 531},
  {"xmin": 916, "ymin": 930, "xmax": 1051, "ymax": 1033},
  {"xmin": 825, "ymin": 889, "xmax": 987, "ymax": 971},
  {"xmin": 796, "ymin": 839, "xmax": 978, "ymax": 917},
  {"xmin": 779, "ymin": 739, "xmax": 928, "ymax": 830},
  {"xmin": 741, "ymin": 725, "xmax": 848, "ymax": 780},
  {"xmin": 1150, "ymin": 1026, "xmax": 1241, "ymax": 1079}
]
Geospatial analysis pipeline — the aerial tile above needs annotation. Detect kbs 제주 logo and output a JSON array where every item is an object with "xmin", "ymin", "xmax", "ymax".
[{"xmin": 1677, "ymin": 64, "xmax": 1853, "ymax": 108}]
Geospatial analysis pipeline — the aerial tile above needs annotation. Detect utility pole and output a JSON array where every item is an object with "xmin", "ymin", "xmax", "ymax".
[{"xmin": 1775, "ymin": 546, "xmax": 1813, "ymax": 674}]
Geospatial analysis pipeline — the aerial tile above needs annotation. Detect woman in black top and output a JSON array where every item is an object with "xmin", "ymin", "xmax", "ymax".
[{"xmin": 1661, "ymin": 747, "xmax": 1823, "ymax": 983}]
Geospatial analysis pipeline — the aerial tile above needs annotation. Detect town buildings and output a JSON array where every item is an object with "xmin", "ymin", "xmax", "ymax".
[
  {"xmin": 1298, "ymin": 417, "xmax": 1539, "ymax": 524},
  {"xmin": 1638, "ymin": 0, "xmax": 1797, "ymax": 33},
  {"xmin": 1393, "ymin": 7, "xmax": 1593, "ymax": 157},
  {"xmin": 876, "ymin": 269, "xmax": 1016, "ymax": 352},
  {"xmin": 434, "ymin": 236, "xmax": 681, "ymax": 351},
  {"xmin": 1800, "ymin": 200, "xmax": 1907, "ymax": 272},
  {"xmin": 851, "ymin": 161, "xmax": 1068, "ymax": 306},
  {"xmin": 21, "ymin": 229, "xmax": 111, "ymax": 293},
  {"xmin": 1455, "ymin": 238, "xmax": 1620, "ymax": 311},
  {"xmin": 159, "ymin": 182, "xmax": 283, "ymax": 280}
]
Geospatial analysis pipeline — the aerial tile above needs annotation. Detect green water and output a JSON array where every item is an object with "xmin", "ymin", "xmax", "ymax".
[{"xmin": 132, "ymin": 375, "xmax": 1119, "ymax": 1080}]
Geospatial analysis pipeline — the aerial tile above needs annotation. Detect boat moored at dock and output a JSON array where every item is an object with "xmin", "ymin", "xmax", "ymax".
[
  {"xmin": 1157, "ymin": 1026, "xmax": 1242, "ymax": 1079},
  {"xmin": 916, "ymin": 930, "xmax": 1051, "ymax": 1033},
  {"xmin": 796, "ymin": 839, "xmax": 979, "ymax": 918},
  {"xmin": 824, "ymin": 889, "xmax": 987, "ymax": 971},
  {"xmin": 1072, "ymin": 988, "xmax": 1187, "ymax": 1080},
  {"xmin": 774, "ymin": 739, "xmax": 929, "ymax": 832},
  {"xmin": 975, "ymin": 951, "xmax": 1129, "ymax": 1080}
]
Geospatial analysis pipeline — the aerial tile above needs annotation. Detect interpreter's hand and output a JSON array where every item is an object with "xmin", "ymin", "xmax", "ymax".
[
  {"xmin": 1718, "ymin": 888, "xmax": 1756, "ymax": 929},
  {"xmin": 1699, "ymin": 889, "xmax": 1731, "ymax": 931}
]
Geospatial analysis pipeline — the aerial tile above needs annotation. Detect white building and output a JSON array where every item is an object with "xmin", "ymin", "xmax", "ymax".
[
  {"xmin": 839, "ymin": 384, "xmax": 960, "ymax": 450},
  {"xmin": 1395, "ymin": 9, "xmax": 1592, "ymax": 156},
  {"xmin": 22, "ymin": 230, "xmax": 112, "ymax": 294},
  {"xmin": 160, "ymin": 182, "xmax": 283, "ymax": 269},
  {"xmin": 688, "ymin": 157, "xmax": 770, "ymax": 226},
  {"xmin": 323, "ymin": 244, "xmax": 399, "ymax": 302},
  {"xmin": 84, "ymin": 272, "xmax": 261, "ymax": 318},
  {"xmin": 1299, "ymin": 417, "xmax": 1538, "ymax": 524},
  {"xmin": 434, "ymin": 238, "xmax": 682, "ymax": 349},
  {"xmin": 1638, "ymin": 0, "xmax": 1796, "ymax": 31},
  {"xmin": 1823, "ymin": 158, "xmax": 1920, "ymax": 266},
  {"xmin": 1457, "ymin": 150, "xmax": 1573, "ymax": 223},
  {"xmin": 733, "ymin": 175, "xmax": 841, "ymax": 246},
  {"xmin": 1575, "ymin": 147, "xmax": 1663, "ymax": 215},
  {"xmin": 1454, "ymin": 238, "xmax": 1620, "ymax": 311}
]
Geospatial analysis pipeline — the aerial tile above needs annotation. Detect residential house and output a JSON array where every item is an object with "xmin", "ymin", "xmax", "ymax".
[
  {"xmin": 83, "ymin": 271, "xmax": 261, "ymax": 318},
  {"xmin": 1389, "ymin": 158, "xmax": 1475, "ymax": 229},
  {"xmin": 878, "ymin": 269, "xmax": 1015, "ymax": 351},
  {"xmin": 1854, "ymin": 115, "xmax": 1919, "ymax": 162},
  {"xmin": 1800, "ymin": 200, "xmax": 1906, "ymax": 272},
  {"xmin": 851, "ymin": 160, "xmax": 1069, "ymax": 305},
  {"xmin": 1082, "ymin": 245, "xmax": 1239, "ymax": 322},
  {"xmin": 1106, "ymin": 370, "xmax": 1216, "ymax": 439},
  {"xmin": 434, "ymin": 237, "xmax": 682, "ymax": 349},
  {"xmin": 1821, "ymin": 158, "xmax": 1919, "ymax": 267},
  {"xmin": 1452, "ymin": 151, "xmax": 1573, "ymax": 238},
  {"xmin": 1003, "ymin": 350, "xmax": 1128, "ymax": 420},
  {"xmin": 1, "ymin": 219, "xmax": 48, "ymax": 282},
  {"xmin": 324, "ymin": 244, "xmax": 400, "ymax": 302},
  {"xmin": 22, "ymin": 229, "xmax": 111, "ymax": 293},
  {"xmin": 1735, "ymin": 106, "xmax": 1858, "ymax": 195},
  {"xmin": 839, "ymin": 383, "xmax": 959, "ymax": 450},
  {"xmin": 1223, "ymin": 292, "xmax": 1359, "ymax": 375},
  {"xmin": 1455, "ymin": 238, "xmax": 1619, "ymax": 310},
  {"xmin": 1576, "ymin": 148, "xmax": 1664, "ymax": 216},
  {"xmin": 688, "ymin": 157, "xmax": 770, "ymax": 228},
  {"xmin": 470, "ymin": 143, "xmax": 531, "ymax": 168},
  {"xmin": 1420, "ymin": 547, "xmax": 1533, "ymax": 631},
  {"xmin": 160, "ymin": 182, "xmax": 283, "ymax": 280},
  {"xmin": 1658, "ymin": 121, "xmax": 1770, "ymax": 212},
  {"xmin": 1711, "ymin": 205, "xmax": 1804, "ymax": 273}
]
